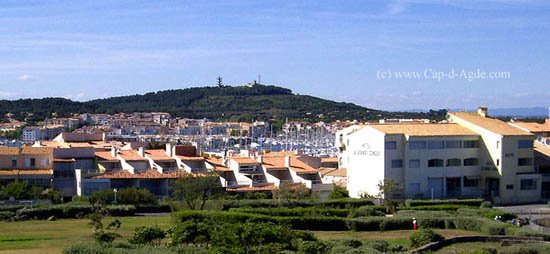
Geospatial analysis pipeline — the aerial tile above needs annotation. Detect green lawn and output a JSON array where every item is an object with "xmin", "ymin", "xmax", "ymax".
[{"xmin": 0, "ymin": 216, "xmax": 172, "ymax": 254}]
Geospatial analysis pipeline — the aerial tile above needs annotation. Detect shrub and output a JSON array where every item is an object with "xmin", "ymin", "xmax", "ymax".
[
  {"xmin": 89, "ymin": 189, "xmax": 115, "ymax": 205},
  {"xmin": 401, "ymin": 204, "xmax": 467, "ymax": 211},
  {"xmin": 296, "ymin": 240, "xmax": 331, "ymax": 254},
  {"xmin": 409, "ymin": 228, "xmax": 444, "ymax": 248},
  {"xmin": 117, "ymin": 187, "xmax": 157, "ymax": 205},
  {"xmin": 480, "ymin": 201, "xmax": 493, "ymax": 208},
  {"xmin": 467, "ymin": 247, "xmax": 498, "ymax": 254},
  {"xmin": 135, "ymin": 204, "xmax": 171, "ymax": 213},
  {"xmin": 366, "ymin": 240, "xmax": 389, "ymax": 252},
  {"xmin": 329, "ymin": 186, "xmax": 350, "ymax": 200},
  {"xmin": 482, "ymin": 223, "xmax": 507, "ymax": 235},
  {"xmin": 348, "ymin": 206, "xmax": 386, "ymax": 217},
  {"xmin": 333, "ymin": 238, "xmax": 363, "ymax": 248},
  {"xmin": 130, "ymin": 225, "xmax": 166, "ymax": 245},
  {"xmin": 0, "ymin": 211, "xmax": 15, "ymax": 220},
  {"xmin": 230, "ymin": 207, "xmax": 350, "ymax": 217},
  {"xmin": 405, "ymin": 198, "xmax": 484, "ymax": 207},
  {"xmin": 451, "ymin": 217, "xmax": 482, "ymax": 231},
  {"xmin": 417, "ymin": 217, "xmax": 447, "ymax": 229},
  {"xmin": 16, "ymin": 206, "xmax": 65, "ymax": 220},
  {"xmin": 105, "ymin": 205, "xmax": 136, "ymax": 216}
]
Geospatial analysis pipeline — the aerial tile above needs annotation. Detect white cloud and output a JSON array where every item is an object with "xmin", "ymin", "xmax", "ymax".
[{"xmin": 17, "ymin": 74, "xmax": 36, "ymax": 81}]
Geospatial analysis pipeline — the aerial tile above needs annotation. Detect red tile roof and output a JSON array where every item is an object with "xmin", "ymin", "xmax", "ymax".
[
  {"xmin": 95, "ymin": 151, "xmax": 118, "ymax": 161},
  {"xmin": 93, "ymin": 169, "xmax": 190, "ymax": 179},
  {"xmin": 118, "ymin": 150, "xmax": 147, "ymax": 161},
  {"xmin": 145, "ymin": 149, "xmax": 174, "ymax": 162},
  {"xmin": 205, "ymin": 158, "xmax": 232, "ymax": 172}
]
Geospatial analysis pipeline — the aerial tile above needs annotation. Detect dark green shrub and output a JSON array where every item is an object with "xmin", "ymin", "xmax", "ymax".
[
  {"xmin": 135, "ymin": 204, "xmax": 171, "ymax": 213},
  {"xmin": 348, "ymin": 206, "xmax": 386, "ymax": 217},
  {"xmin": 167, "ymin": 220, "xmax": 210, "ymax": 246},
  {"xmin": 130, "ymin": 225, "xmax": 166, "ymax": 245},
  {"xmin": 480, "ymin": 201, "xmax": 492, "ymax": 208},
  {"xmin": 333, "ymin": 238, "xmax": 363, "ymax": 248},
  {"xmin": 409, "ymin": 228, "xmax": 444, "ymax": 248},
  {"xmin": 451, "ymin": 217, "xmax": 482, "ymax": 231},
  {"xmin": 366, "ymin": 240, "xmax": 389, "ymax": 252},
  {"xmin": 402, "ymin": 204, "xmax": 467, "ymax": 211},
  {"xmin": 229, "ymin": 207, "xmax": 350, "ymax": 217},
  {"xmin": 16, "ymin": 206, "xmax": 64, "ymax": 220},
  {"xmin": 405, "ymin": 198, "xmax": 484, "ymax": 207},
  {"xmin": 417, "ymin": 217, "xmax": 447, "ymax": 229},
  {"xmin": 117, "ymin": 187, "xmax": 156, "ymax": 205},
  {"xmin": 296, "ymin": 240, "xmax": 330, "ymax": 254},
  {"xmin": 0, "ymin": 211, "xmax": 15, "ymax": 220},
  {"xmin": 345, "ymin": 246, "xmax": 381, "ymax": 254},
  {"xmin": 105, "ymin": 205, "xmax": 136, "ymax": 216},
  {"xmin": 346, "ymin": 218, "xmax": 383, "ymax": 231},
  {"xmin": 467, "ymin": 247, "xmax": 498, "ymax": 254},
  {"xmin": 482, "ymin": 224, "xmax": 507, "ymax": 235},
  {"xmin": 89, "ymin": 189, "xmax": 115, "ymax": 205},
  {"xmin": 61, "ymin": 204, "xmax": 93, "ymax": 218},
  {"xmin": 328, "ymin": 186, "xmax": 350, "ymax": 200},
  {"xmin": 379, "ymin": 217, "xmax": 411, "ymax": 231}
]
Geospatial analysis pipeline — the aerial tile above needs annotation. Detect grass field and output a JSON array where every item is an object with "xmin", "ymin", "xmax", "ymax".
[
  {"xmin": 0, "ymin": 216, "xmax": 487, "ymax": 254},
  {"xmin": 0, "ymin": 215, "xmax": 172, "ymax": 254}
]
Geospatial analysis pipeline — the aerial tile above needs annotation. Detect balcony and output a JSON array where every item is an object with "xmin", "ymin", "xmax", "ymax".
[{"xmin": 226, "ymin": 180, "xmax": 251, "ymax": 188}]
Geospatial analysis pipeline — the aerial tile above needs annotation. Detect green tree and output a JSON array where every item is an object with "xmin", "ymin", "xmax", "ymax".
[
  {"xmin": 1, "ymin": 181, "xmax": 29, "ymax": 200},
  {"xmin": 273, "ymin": 182, "xmax": 311, "ymax": 203},
  {"xmin": 328, "ymin": 185, "xmax": 349, "ymax": 199},
  {"xmin": 89, "ymin": 189, "xmax": 114, "ymax": 206},
  {"xmin": 171, "ymin": 174, "xmax": 221, "ymax": 210},
  {"xmin": 377, "ymin": 179, "xmax": 403, "ymax": 213},
  {"xmin": 117, "ymin": 187, "xmax": 156, "ymax": 205}
]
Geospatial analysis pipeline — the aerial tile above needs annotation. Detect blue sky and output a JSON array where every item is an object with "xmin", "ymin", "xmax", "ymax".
[{"xmin": 0, "ymin": 0, "xmax": 549, "ymax": 110}]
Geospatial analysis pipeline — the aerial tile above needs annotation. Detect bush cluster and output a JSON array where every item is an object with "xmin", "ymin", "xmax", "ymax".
[
  {"xmin": 405, "ymin": 198, "xmax": 484, "ymax": 207},
  {"xmin": 14, "ymin": 204, "xmax": 136, "ymax": 220},
  {"xmin": 229, "ymin": 207, "xmax": 351, "ymax": 217},
  {"xmin": 409, "ymin": 228, "xmax": 444, "ymax": 248},
  {"xmin": 220, "ymin": 198, "xmax": 374, "ymax": 210}
]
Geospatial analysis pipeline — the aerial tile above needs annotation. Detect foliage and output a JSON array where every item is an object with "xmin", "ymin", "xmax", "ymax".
[
  {"xmin": 0, "ymin": 84, "xmax": 447, "ymax": 123},
  {"xmin": 0, "ymin": 181, "xmax": 30, "ymax": 199},
  {"xmin": 42, "ymin": 188, "xmax": 63, "ymax": 204},
  {"xmin": 409, "ymin": 228, "xmax": 444, "ymax": 248},
  {"xmin": 171, "ymin": 174, "xmax": 221, "ymax": 210},
  {"xmin": 89, "ymin": 189, "xmax": 115, "ymax": 206},
  {"xmin": 273, "ymin": 182, "xmax": 312, "ymax": 202},
  {"xmin": 347, "ymin": 206, "xmax": 386, "ymax": 218},
  {"xmin": 329, "ymin": 185, "xmax": 350, "ymax": 200},
  {"xmin": 376, "ymin": 180, "xmax": 402, "ymax": 213},
  {"xmin": 116, "ymin": 187, "xmax": 156, "ymax": 205},
  {"xmin": 229, "ymin": 207, "xmax": 351, "ymax": 217},
  {"xmin": 89, "ymin": 210, "xmax": 122, "ymax": 245},
  {"xmin": 480, "ymin": 201, "xmax": 493, "ymax": 208},
  {"xmin": 63, "ymin": 243, "xmax": 209, "ymax": 254},
  {"xmin": 130, "ymin": 225, "xmax": 166, "ymax": 245},
  {"xmin": 404, "ymin": 198, "xmax": 485, "ymax": 207}
]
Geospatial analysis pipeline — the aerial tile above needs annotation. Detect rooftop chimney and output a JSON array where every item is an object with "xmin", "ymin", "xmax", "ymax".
[
  {"xmin": 138, "ymin": 147, "xmax": 145, "ymax": 157},
  {"xmin": 111, "ymin": 147, "xmax": 117, "ymax": 158},
  {"xmin": 477, "ymin": 106, "xmax": 488, "ymax": 118},
  {"xmin": 257, "ymin": 155, "xmax": 263, "ymax": 164},
  {"xmin": 165, "ymin": 143, "xmax": 173, "ymax": 157},
  {"xmin": 284, "ymin": 155, "xmax": 291, "ymax": 168}
]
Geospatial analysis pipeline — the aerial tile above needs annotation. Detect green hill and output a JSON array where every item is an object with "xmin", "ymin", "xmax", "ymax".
[{"xmin": 0, "ymin": 84, "xmax": 447, "ymax": 122}]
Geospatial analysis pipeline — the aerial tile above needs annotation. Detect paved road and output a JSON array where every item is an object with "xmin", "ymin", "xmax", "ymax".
[{"xmin": 495, "ymin": 204, "xmax": 550, "ymax": 234}]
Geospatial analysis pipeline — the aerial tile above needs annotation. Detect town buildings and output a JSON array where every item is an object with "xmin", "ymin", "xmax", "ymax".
[{"xmin": 339, "ymin": 107, "xmax": 544, "ymax": 204}]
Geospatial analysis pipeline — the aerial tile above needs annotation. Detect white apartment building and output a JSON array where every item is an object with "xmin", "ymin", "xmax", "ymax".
[{"xmin": 338, "ymin": 107, "xmax": 539, "ymax": 204}]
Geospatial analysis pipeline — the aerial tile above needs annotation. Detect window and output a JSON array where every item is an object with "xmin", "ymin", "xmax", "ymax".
[
  {"xmin": 463, "ymin": 140, "xmax": 480, "ymax": 148},
  {"xmin": 428, "ymin": 159, "xmax": 444, "ymax": 167},
  {"xmin": 427, "ymin": 140, "xmax": 445, "ymax": 149},
  {"xmin": 446, "ymin": 158, "xmax": 461, "ymax": 167},
  {"xmin": 496, "ymin": 159, "xmax": 500, "ymax": 166},
  {"xmin": 520, "ymin": 179, "xmax": 537, "ymax": 190},
  {"xmin": 506, "ymin": 184, "xmax": 514, "ymax": 190},
  {"xmin": 11, "ymin": 159, "xmax": 17, "ymax": 168},
  {"xmin": 518, "ymin": 158, "xmax": 533, "ymax": 166},
  {"xmin": 385, "ymin": 141, "xmax": 397, "ymax": 150},
  {"xmin": 463, "ymin": 177, "xmax": 479, "ymax": 187},
  {"xmin": 409, "ymin": 141, "xmax": 426, "ymax": 149},
  {"xmin": 463, "ymin": 158, "xmax": 479, "ymax": 166},
  {"xmin": 391, "ymin": 160, "xmax": 403, "ymax": 168},
  {"xmin": 518, "ymin": 140, "xmax": 533, "ymax": 149},
  {"xmin": 445, "ymin": 140, "xmax": 462, "ymax": 149},
  {"xmin": 496, "ymin": 141, "xmax": 500, "ymax": 149},
  {"xmin": 408, "ymin": 159, "xmax": 420, "ymax": 168},
  {"xmin": 30, "ymin": 158, "xmax": 36, "ymax": 167}
]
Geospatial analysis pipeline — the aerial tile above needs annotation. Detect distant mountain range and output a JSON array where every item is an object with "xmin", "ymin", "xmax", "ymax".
[
  {"xmin": 406, "ymin": 107, "xmax": 548, "ymax": 118},
  {"xmin": 0, "ymin": 84, "xmax": 447, "ymax": 123}
]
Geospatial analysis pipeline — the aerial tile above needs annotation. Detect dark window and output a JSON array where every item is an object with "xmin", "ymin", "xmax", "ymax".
[
  {"xmin": 464, "ymin": 158, "xmax": 479, "ymax": 166},
  {"xmin": 506, "ymin": 184, "xmax": 514, "ymax": 190},
  {"xmin": 518, "ymin": 158, "xmax": 533, "ymax": 166},
  {"xmin": 409, "ymin": 141, "xmax": 427, "ymax": 149},
  {"xmin": 520, "ymin": 179, "xmax": 537, "ymax": 190},
  {"xmin": 391, "ymin": 160, "xmax": 403, "ymax": 168},
  {"xmin": 11, "ymin": 159, "xmax": 17, "ymax": 167},
  {"xmin": 427, "ymin": 140, "xmax": 445, "ymax": 149},
  {"xmin": 446, "ymin": 158, "xmax": 461, "ymax": 167},
  {"xmin": 408, "ymin": 159, "xmax": 420, "ymax": 168},
  {"xmin": 518, "ymin": 140, "xmax": 533, "ymax": 149},
  {"xmin": 445, "ymin": 140, "xmax": 462, "ymax": 149},
  {"xmin": 463, "ymin": 177, "xmax": 479, "ymax": 187},
  {"xmin": 30, "ymin": 158, "xmax": 36, "ymax": 167},
  {"xmin": 428, "ymin": 159, "xmax": 444, "ymax": 167},
  {"xmin": 463, "ymin": 140, "xmax": 480, "ymax": 148},
  {"xmin": 385, "ymin": 141, "xmax": 397, "ymax": 150}
]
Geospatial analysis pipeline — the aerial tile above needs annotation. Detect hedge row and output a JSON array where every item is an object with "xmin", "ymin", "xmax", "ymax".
[
  {"xmin": 220, "ymin": 198, "xmax": 374, "ymax": 210},
  {"xmin": 15, "ymin": 205, "xmax": 136, "ymax": 220},
  {"xmin": 172, "ymin": 210, "xmax": 546, "ymax": 238},
  {"xmin": 135, "ymin": 204, "xmax": 172, "ymax": 213},
  {"xmin": 229, "ymin": 207, "xmax": 351, "ymax": 217},
  {"xmin": 405, "ymin": 199, "xmax": 484, "ymax": 207},
  {"xmin": 399, "ymin": 204, "xmax": 468, "ymax": 211}
]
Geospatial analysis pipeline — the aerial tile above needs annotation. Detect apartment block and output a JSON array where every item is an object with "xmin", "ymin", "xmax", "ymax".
[{"xmin": 339, "ymin": 107, "xmax": 539, "ymax": 204}]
